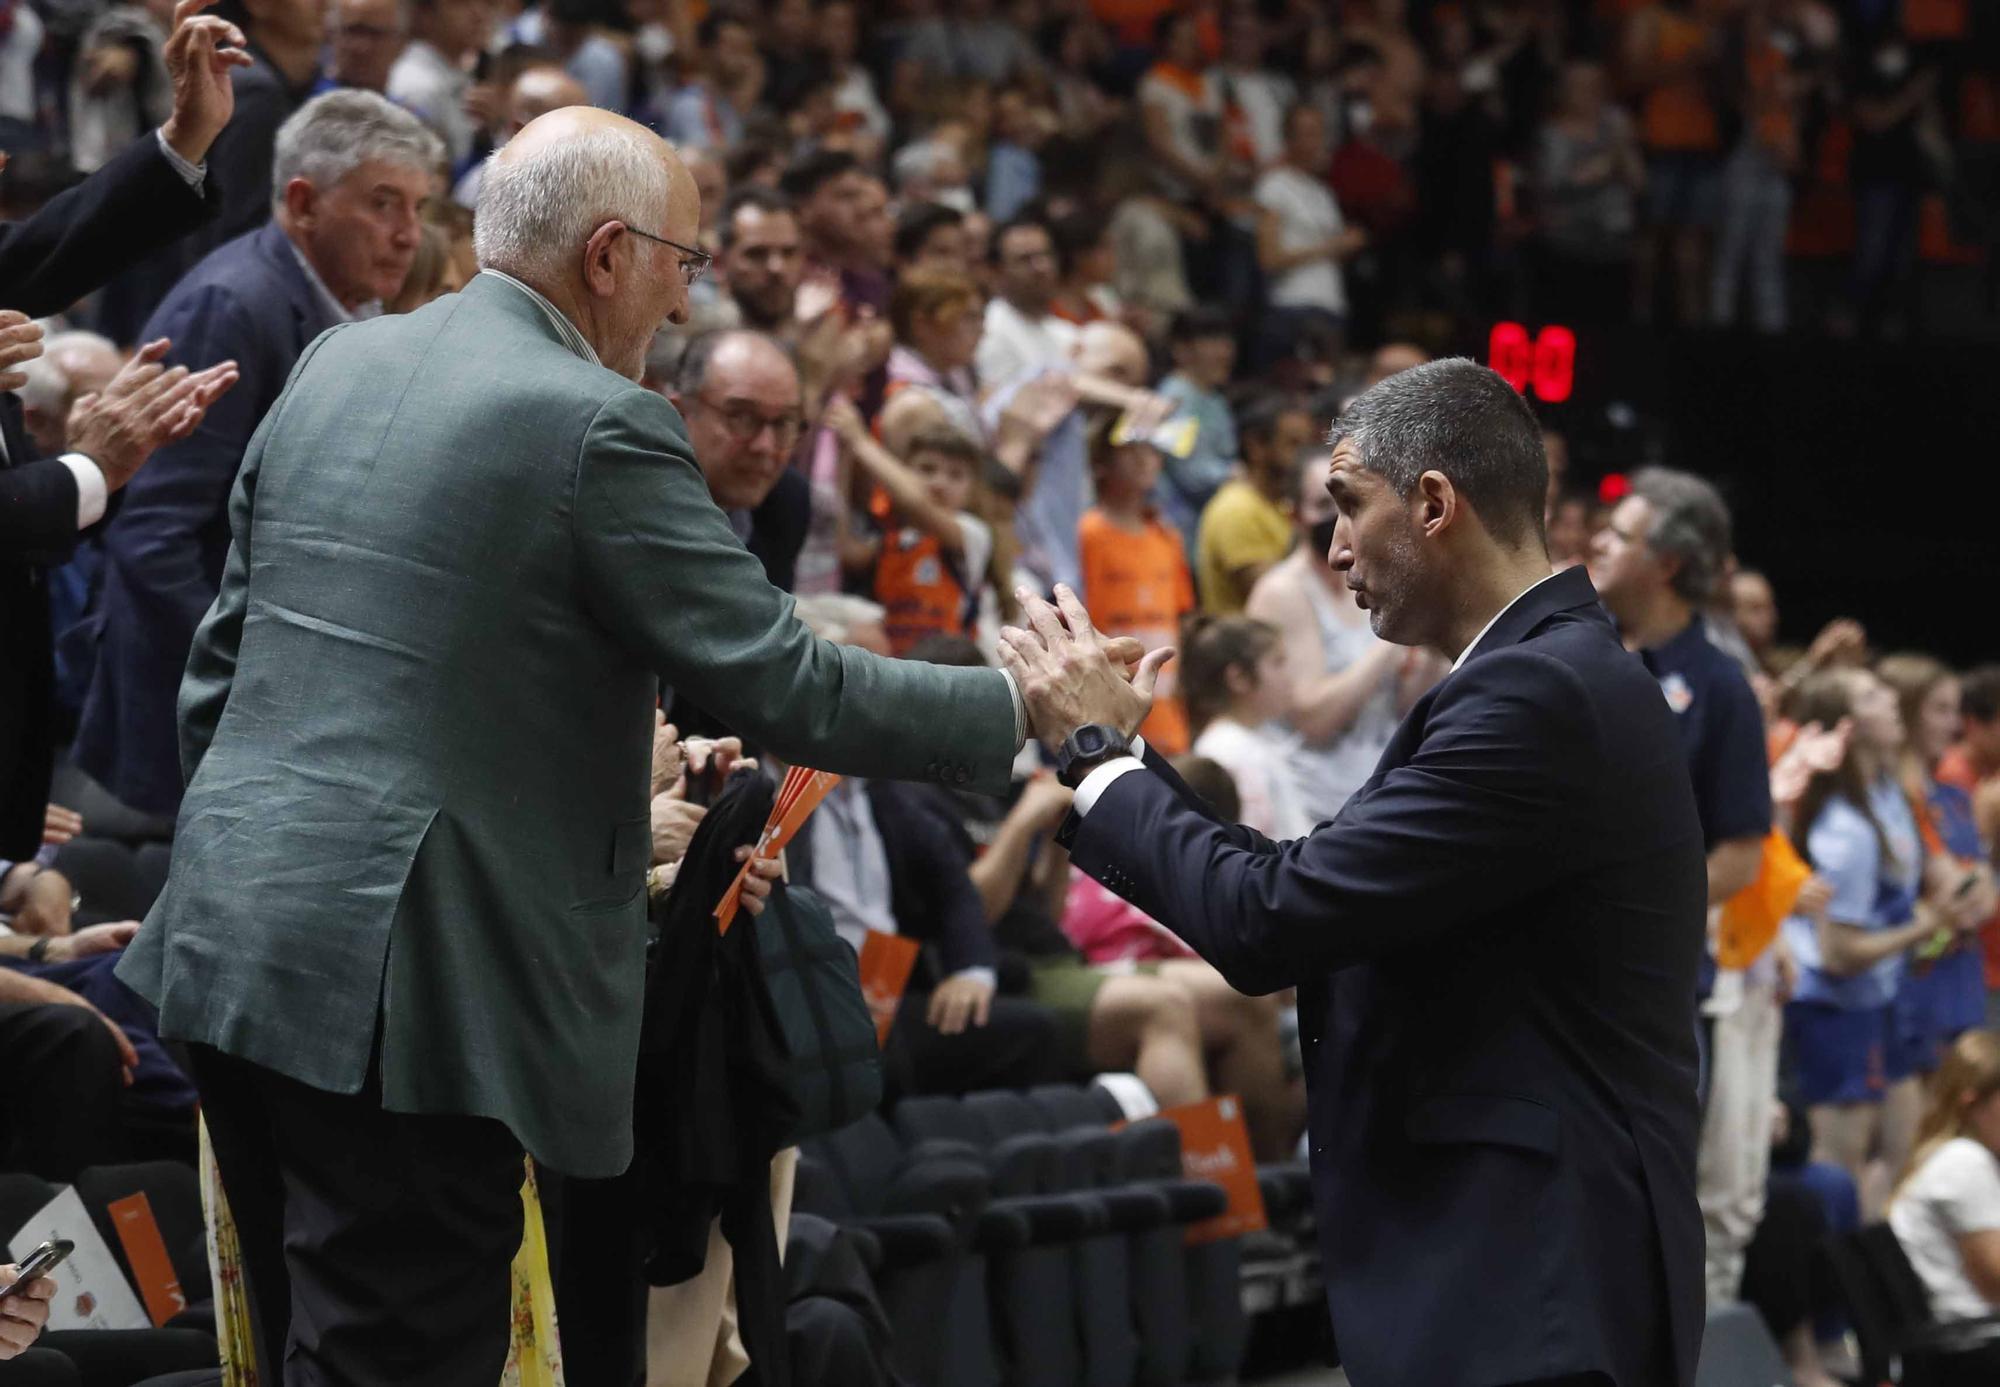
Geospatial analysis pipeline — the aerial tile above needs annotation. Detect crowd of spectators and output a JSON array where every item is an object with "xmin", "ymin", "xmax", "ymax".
[{"xmin": 4, "ymin": 0, "xmax": 2000, "ymax": 1381}]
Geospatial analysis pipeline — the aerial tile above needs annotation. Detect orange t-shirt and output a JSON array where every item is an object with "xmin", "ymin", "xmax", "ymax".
[
  {"xmin": 1640, "ymin": 8, "xmax": 1722, "ymax": 152},
  {"xmin": 1079, "ymin": 507, "xmax": 1195, "ymax": 753},
  {"xmin": 872, "ymin": 528, "xmax": 973, "ymax": 656}
]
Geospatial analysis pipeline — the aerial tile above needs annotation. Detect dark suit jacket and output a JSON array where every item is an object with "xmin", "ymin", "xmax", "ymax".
[
  {"xmin": 72, "ymin": 220, "xmax": 340, "ymax": 814},
  {"xmin": 1065, "ymin": 565, "xmax": 1707, "ymax": 1387},
  {"xmin": 787, "ymin": 779, "xmax": 996, "ymax": 989},
  {"xmin": 0, "ymin": 133, "xmax": 218, "ymax": 858}
]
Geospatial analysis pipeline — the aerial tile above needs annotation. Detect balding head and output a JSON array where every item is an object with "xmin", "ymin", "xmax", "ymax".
[
  {"xmin": 1073, "ymin": 321, "xmax": 1148, "ymax": 388},
  {"xmin": 508, "ymin": 66, "xmax": 589, "ymax": 133},
  {"xmin": 475, "ymin": 107, "xmax": 705, "ymax": 379},
  {"xmin": 672, "ymin": 329, "xmax": 805, "ymax": 510}
]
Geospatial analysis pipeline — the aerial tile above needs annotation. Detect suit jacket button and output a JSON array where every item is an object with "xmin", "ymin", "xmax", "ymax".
[{"xmin": 954, "ymin": 766, "xmax": 970, "ymax": 784}]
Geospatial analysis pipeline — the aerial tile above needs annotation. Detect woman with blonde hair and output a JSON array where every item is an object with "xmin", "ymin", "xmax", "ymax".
[{"xmin": 1889, "ymin": 1030, "xmax": 2000, "ymax": 1331}]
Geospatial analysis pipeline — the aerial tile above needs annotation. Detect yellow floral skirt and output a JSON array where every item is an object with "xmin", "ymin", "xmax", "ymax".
[{"xmin": 198, "ymin": 1118, "xmax": 566, "ymax": 1387}]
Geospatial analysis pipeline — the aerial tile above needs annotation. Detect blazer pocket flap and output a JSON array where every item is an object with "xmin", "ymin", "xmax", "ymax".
[
  {"xmin": 1406, "ymin": 1094, "xmax": 1559, "ymax": 1157},
  {"xmin": 611, "ymin": 816, "xmax": 651, "ymax": 876}
]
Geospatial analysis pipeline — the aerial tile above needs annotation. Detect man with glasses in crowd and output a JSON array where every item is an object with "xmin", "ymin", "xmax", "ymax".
[{"xmin": 117, "ymin": 108, "xmax": 1040, "ymax": 1386}]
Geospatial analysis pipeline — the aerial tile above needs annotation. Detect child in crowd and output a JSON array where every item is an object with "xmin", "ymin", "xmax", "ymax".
[
  {"xmin": 829, "ymin": 403, "xmax": 993, "ymax": 656},
  {"xmin": 1783, "ymin": 668, "xmax": 1957, "ymax": 1217},
  {"xmin": 1077, "ymin": 424, "xmax": 1195, "ymax": 754},
  {"xmin": 1181, "ymin": 616, "xmax": 1314, "ymax": 840},
  {"xmin": 1153, "ymin": 306, "xmax": 1240, "ymax": 542}
]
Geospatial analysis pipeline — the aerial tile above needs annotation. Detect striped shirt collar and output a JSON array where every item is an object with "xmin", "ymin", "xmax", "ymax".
[{"xmin": 478, "ymin": 268, "xmax": 601, "ymax": 366}]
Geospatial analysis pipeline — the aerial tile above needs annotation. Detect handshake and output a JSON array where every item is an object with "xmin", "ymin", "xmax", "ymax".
[{"xmin": 998, "ymin": 585, "xmax": 1174, "ymax": 753}]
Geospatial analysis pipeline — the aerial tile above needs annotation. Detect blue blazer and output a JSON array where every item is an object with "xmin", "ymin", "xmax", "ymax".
[
  {"xmin": 1065, "ymin": 565, "xmax": 1707, "ymax": 1387},
  {"xmin": 72, "ymin": 221, "xmax": 342, "ymax": 814}
]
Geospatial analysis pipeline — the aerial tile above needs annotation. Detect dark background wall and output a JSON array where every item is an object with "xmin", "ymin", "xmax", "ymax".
[{"xmin": 1465, "ymin": 321, "xmax": 1999, "ymax": 666}]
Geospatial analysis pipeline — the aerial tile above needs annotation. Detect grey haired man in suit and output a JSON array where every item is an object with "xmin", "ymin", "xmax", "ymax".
[{"xmin": 117, "ymin": 106, "xmax": 1086, "ymax": 1385}]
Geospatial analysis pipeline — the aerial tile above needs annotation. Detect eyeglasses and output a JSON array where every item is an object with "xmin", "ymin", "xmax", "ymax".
[
  {"xmin": 622, "ymin": 223, "xmax": 713, "ymax": 287},
  {"xmin": 689, "ymin": 391, "xmax": 807, "ymax": 450}
]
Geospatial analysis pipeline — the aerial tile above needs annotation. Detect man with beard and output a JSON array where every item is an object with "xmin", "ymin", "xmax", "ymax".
[
  {"xmin": 717, "ymin": 187, "xmax": 805, "ymax": 334},
  {"xmin": 1000, "ymin": 358, "xmax": 1707, "ymax": 1387}
]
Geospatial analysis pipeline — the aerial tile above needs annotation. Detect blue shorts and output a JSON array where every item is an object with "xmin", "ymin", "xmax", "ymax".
[
  {"xmin": 1786, "ymin": 1000, "xmax": 1920, "ymax": 1107},
  {"xmin": 1895, "ymin": 951, "xmax": 1987, "ymax": 1075}
]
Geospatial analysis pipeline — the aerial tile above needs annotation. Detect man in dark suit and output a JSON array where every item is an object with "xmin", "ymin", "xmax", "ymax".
[
  {"xmin": 1000, "ymin": 359, "xmax": 1707, "ymax": 1387},
  {"xmin": 73, "ymin": 89, "xmax": 438, "ymax": 814},
  {"xmin": 2, "ymin": 0, "xmax": 247, "ymax": 862}
]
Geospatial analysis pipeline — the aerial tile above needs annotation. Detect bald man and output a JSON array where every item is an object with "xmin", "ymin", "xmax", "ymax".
[
  {"xmin": 118, "ymin": 109, "xmax": 1035, "ymax": 1385},
  {"xmin": 451, "ymin": 63, "xmax": 591, "ymax": 207}
]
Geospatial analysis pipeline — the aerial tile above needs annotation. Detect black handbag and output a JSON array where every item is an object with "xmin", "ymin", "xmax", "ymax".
[{"xmin": 751, "ymin": 883, "xmax": 884, "ymax": 1147}]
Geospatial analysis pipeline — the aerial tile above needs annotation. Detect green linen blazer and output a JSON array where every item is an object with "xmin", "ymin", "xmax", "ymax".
[{"xmin": 116, "ymin": 273, "xmax": 1018, "ymax": 1176}]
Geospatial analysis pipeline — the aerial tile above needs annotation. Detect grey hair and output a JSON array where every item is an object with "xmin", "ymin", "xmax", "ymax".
[
  {"xmin": 11, "ymin": 327, "xmax": 118, "ymax": 416},
  {"xmin": 473, "ymin": 125, "xmax": 672, "ymax": 283},
  {"xmin": 891, "ymin": 138, "xmax": 956, "ymax": 193},
  {"xmin": 794, "ymin": 594, "xmax": 886, "ymax": 645},
  {"xmin": 1325, "ymin": 357, "xmax": 1548, "ymax": 546},
  {"xmin": 1629, "ymin": 466, "xmax": 1734, "ymax": 605},
  {"xmin": 271, "ymin": 89, "xmax": 442, "ymax": 207}
]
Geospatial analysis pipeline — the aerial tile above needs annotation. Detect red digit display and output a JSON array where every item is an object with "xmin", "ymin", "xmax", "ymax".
[{"xmin": 1487, "ymin": 322, "xmax": 1576, "ymax": 404}]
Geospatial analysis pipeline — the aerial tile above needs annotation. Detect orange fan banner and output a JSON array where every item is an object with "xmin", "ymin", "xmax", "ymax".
[{"xmin": 713, "ymin": 765, "xmax": 841, "ymax": 934}]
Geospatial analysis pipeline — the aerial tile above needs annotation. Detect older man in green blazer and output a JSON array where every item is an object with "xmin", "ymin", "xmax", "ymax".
[{"xmin": 116, "ymin": 107, "xmax": 1047, "ymax": 1385}]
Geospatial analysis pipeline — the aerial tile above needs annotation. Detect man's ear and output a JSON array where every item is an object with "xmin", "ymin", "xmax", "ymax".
[
  {"xmin": 1417, "ymin": 469, "xmax": 1459, "ymax": 538},
  {"xmin": 581, "ymin": 221, "xmax": 624, "ymax": 299},
  {"xmin": 281, "ymin": 177, "xmax": 318, "ymax": 228}
]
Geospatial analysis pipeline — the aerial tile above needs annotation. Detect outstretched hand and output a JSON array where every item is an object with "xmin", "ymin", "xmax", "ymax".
[{"xmin": 997, "ymin": 585, "xmax": 1173, "ymax": 752}]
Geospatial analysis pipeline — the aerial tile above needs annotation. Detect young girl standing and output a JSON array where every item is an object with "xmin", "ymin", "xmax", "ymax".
[{"xmin": 1182, "ymin": 616, "xmax": 1315, "ymax": 841}]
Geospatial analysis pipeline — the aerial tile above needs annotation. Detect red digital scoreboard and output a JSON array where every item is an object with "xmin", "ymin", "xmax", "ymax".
[{"xmin": 1486, "ymin": 322, "xmax": 1576, "ymax": 405}]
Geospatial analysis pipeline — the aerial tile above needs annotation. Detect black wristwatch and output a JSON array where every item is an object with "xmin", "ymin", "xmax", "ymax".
[
  {"xmin": 25, "ymin": 937, "xmax": 51, "ymax": 964},
  {"xmin": 1055, "ymin": 723, "xmax": 1133, "ymax": 789}
]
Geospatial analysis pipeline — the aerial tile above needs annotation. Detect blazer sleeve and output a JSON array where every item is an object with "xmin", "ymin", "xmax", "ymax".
[
  {"xmin": 0, "ymin": 455, "xmax": 80, "ymax": 566},
  {"xmin": 177, "ymin": 325, "xmax": 341, "ymax": 784},
  {"xmin": 1068, "ymin": 649, "xmax": 1609, "ymax": 994},
  {"xmin": 571, "ymin": 387, "xmax": 1019, "ymax": 794},
  {"xmin": 0, "ymin": 134, "xmax": 219, "ymax": 319}
]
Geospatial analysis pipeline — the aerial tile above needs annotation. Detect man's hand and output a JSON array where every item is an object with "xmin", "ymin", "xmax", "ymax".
[
  {"xmin": 42, "ymin": 804, "xmax": 83, "ymax": 847},
  {"xmin": 735, "ymin": 846, "xmax": 783, "ymax": 918},
  {"xmin": 999, "ymin": 585, "xmax": 1173, "ymax": 751},
  {"xmin": 926, "ymin": 971, "xmax": 994, "ymax": 1036},
  {"xmin": 651, "ymin": 714, "xmax": 685, "ymax": 797},
  {"xmin": 159, "ymin": 0, "xmax": 253, "ymax": 167},
  {"xmin": 0, "ymin": 310, "xmax": 43, "ymax": 392},
  {"xmin": 69, "ymin": 339, "xmax": 240, "ymax": 492},
  {"xmin": 9, "ymin": 870, "xmax": 76, "ymax": 938},
  {"xmin": 683, "ymin": 735, "xmax": 751, "ymax": 785},
  {"xmin": 650, "ymin": 794, "xmax": 705, "ymax": 866},
  {"xmin": 43, "ymin": 922, "xmax": 140, "ymax": 962},
  {"xmin": 0, "ymin": 1266, "xmax": 55, "ymax": 1360},
  {"xmin": 994, "ymin": 372, "xmax": 1079, "ymax": 456}
]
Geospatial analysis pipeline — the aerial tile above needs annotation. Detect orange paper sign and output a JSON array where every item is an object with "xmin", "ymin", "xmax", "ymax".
[
  {"xmin": 1155, "ymin": 1095, "xmax": 1268, "ymax": 1245},
  {"xmin": 105, "ymin": 1193, "xmax": 185, "ymax": 1327},
  {"xmin": 858, "ymin": 929, "xmax": 921, "ymax": 1046}
]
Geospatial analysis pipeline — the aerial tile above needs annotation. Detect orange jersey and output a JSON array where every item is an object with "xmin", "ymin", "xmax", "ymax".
[
  {"xmin": 872, "ymin": 527, "xmax": 975, "ymax": 656},
  {"xmin": 1079, "ymin": 507, "xmax": 1195, "ymax": 753},
  {"xmin": 1640, "ymin": 8, "xmax": 1722, "ymax": 152}
]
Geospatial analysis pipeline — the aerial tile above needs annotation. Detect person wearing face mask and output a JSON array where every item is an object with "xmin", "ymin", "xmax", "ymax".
[
  {"xmin": 1000, "ymin": 359, "xmax": 1709, "ymax": 1387},
  {"xmin": 114, "ymin": 110, "xmax": 1042, "ymax": 1386}
]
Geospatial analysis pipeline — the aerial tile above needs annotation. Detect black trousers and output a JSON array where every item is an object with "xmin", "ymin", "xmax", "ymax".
[
  {"xmin": 881, "ymin": 991, "xmax": 1059, "ymax": 1101},
  {"xmin": 0, "ymin": 1000, "xmax": 125, "ymax": 1181},
  {"xmin": 185, "ymin": 1045, "xmax": 525, "ymax": 1387}
]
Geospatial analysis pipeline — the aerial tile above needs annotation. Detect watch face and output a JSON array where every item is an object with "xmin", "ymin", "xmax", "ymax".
[{"xmin": 1075, "ymin": 725, "xmax": 1110, "ymax": 757}]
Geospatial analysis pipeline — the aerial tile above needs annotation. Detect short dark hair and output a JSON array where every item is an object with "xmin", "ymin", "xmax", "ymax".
[
  {"xmin": 697, "ymin": 9, "xmax": 752, "ymax": 46},
  {"xmin": 894, "ymin": 201, "xmax": 964, "ymax": 263},
  {"xmin": 779, "ymin": 147, "xmax": 863, "ymax": 202},
  {"xmin": 1326, "ymin": 357, "xmax": 1547, "ymax": 546},
  {"xmin": 1963, "ymin": 665, "xmax": 2000, "ymax": 725},
  {"xmin": 1236, "ymin": 392, "xmax": 1309, "ymax": 452},
  {"xmin": 905, "ymin": 426, "xmax": 984, "ymax": 471},
  {"xmin": 724, "ymin": 138, "xmax": 785, "ymax": 188},
  {"xmin": 1628, "ymin": 466, "xmax": 1734, "ymax": 605},
  {"xmin": 719, "ymin": 187, "xmax": 797, "ymax": 249},
  {"xmin": 1169, "ymin": 305, "xmax": 1235, "ymax": 345},
  {"xmin": 989, "ymin": 213, "xmax": 1054, "ymax": 265},
  {"xmin": 674, "ymin": 328, "xmax": 794, "ymax": 395},
  {"xmin": 1049, "ymin": 208, "xmax": 1108, "ymax": 277}
]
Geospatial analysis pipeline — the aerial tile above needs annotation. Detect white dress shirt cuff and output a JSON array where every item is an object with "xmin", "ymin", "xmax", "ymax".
[
  {"xmin": 155, "ymin": 129, "xmax": 208, "ymax": 192},
  {"xmin": 998, "ymin": 668, "xmax": 1028, "ymax": 750},
  {"xmin": 1072, "ymin": 734, "xmax": 1148, "ymax": 817},
  {"xmin": 60, "ymin": 453, "xmax": 109, "ymax": 529},
  {"xmin": 952, "ymin": 966, "xmax": 998, "ymax": 993}
]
